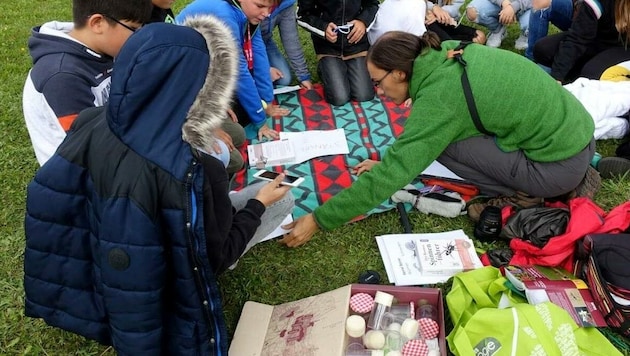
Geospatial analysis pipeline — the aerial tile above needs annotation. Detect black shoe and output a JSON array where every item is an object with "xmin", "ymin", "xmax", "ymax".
[{"xmin": 598, "ymin": 157, "xmax": 630, "ymax": 179}]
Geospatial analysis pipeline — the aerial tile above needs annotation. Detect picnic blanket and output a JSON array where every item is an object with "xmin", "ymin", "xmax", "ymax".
[{"xmin": 233, "ymin": 84, "xmax": 410, "ymax": 219}]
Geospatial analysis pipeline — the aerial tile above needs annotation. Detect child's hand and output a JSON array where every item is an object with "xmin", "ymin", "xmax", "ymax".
[
  {"xmin": 347, "ymin": 20, "xmax": 366, "ymax": 44},
  {"xmin": 255, "ymin": 172, "xmax": 292, "ymax": 207},
  {"xmin": 212, "ymin": 128, "xmax": 235, "ymax": 152},
  {"xmin": 431, "ymin": 6, "xmax": 453, "ymax": 25},
  {"xmin": 264, "ymin": 104, "xmax": 290, "ymax": 117},
  {"xmin": 325, "ymin": 22, "xmax": 338, "ymax": 43},
  {"xmin": 300, "ymin": 80, "xmax": 313, "ymax": 90},
  {"xmin": 425, "ymin": 11, "xmax": 437, "ymax": 25},
  {"xmin": 226, "ymin": 108, "xmax": 238, "ymax": 123},
  {"xmin": 258, "ymin": 125, "xmax": 279, "ymax": 141},
  {"xmin": 499, "ymin": 2, "xmax": 516, "ymax": 24},
  {"xmin": 270, "ymin": 67, "xmax": 284, "ymax": 81}
]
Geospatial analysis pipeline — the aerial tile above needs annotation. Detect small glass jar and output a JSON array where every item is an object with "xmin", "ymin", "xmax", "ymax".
[{"xmin": 367, "ymin": 291, "xmax": 394, "ymax": 330}]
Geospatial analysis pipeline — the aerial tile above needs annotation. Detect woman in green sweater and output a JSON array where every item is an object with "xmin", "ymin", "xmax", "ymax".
[{"xmin": 281, "ymin": 31, "xmax": 596, "ymax": 247}]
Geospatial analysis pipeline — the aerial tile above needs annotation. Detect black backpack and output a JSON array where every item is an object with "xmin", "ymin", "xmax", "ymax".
[{"xmin": 575, "ymin": 233, "xmax": 630, "ymax": 336}]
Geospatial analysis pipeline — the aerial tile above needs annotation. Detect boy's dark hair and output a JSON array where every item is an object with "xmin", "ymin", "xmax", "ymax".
[{"xmin": 73, "ymin": 0, "xmax": 153, "ymax": 28}]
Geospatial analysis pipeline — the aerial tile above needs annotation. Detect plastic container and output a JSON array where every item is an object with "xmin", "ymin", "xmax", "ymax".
[
  {"xmin": 363, "ymin": 330, "xmax": 386, "ymax": 349},
  {"xmin": 346, "ymin": 314, "xmax": 367, "ymax": 338},
  {"xmin": 367, "ymin": 291, "xmax": 394, "ymax": 330},
  {"xmin": 346, "ymin": 342, "xmax": 385, "ymax": 356},
  {"xmin": 389, "ymin": 302, "xmax": 414, "ymax": 319},
  {"xmin": 416, "ymin": 299, "xmax": 437, "ymax": 322}
]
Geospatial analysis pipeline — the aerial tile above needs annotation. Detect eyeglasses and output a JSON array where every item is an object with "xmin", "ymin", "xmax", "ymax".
[
  {"xmin": 102, "ymin": 14, "xmax": 139, "ymax": 33},
  {"xmin": 372, "ymin": 70, "xmax": 392, "ymax": 87}
]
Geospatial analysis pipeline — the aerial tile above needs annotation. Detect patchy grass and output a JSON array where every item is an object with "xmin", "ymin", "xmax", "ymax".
[{"xmin": 1, "ymin": 0, "xmax": 628, "ymax": 354}]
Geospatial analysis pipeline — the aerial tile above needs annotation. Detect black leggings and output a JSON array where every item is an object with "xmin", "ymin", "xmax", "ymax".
[
  {"xmin": 426, "ymin": 22, "xmax": 478, "ymax": 42},
  {"xmin": 534, "ymin": 32, "xmax": 630, "ymax": 82}
]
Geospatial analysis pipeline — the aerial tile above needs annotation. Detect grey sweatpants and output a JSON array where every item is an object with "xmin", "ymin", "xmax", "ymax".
[
  {"xmin": 437, "ymin": 136, "xmax": 596, "ymax": 198},
  {"xmin": 229, "ymin": 181, "xmax": 294, "ymax": 257}
]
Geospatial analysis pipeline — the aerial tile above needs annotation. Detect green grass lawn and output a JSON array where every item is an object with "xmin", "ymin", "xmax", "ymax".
[{"xmin": 1, "ymin": 0, "xmax": 629, "ymax": 354}]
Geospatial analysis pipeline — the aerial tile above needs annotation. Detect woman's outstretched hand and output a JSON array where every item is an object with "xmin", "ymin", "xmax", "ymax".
[{"xmin": 279, "ymin": 213, "xmax": 319, "ymax": 247}]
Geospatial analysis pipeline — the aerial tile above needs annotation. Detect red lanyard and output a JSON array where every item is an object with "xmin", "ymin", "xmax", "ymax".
[{"xmin": 243, "ymin": 25, "xmax": 253, "ymax": 71}]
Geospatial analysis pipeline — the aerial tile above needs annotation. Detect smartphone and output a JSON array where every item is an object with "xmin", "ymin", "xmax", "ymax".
[{"xmin": 253, "ymin": 170, "xmax": 305, "ymax": 187}]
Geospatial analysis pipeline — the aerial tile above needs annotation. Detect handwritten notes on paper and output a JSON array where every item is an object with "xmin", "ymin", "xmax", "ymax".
[{"xmin": 279, "ymin": 129, "xmax": 349, "ymax": 164}]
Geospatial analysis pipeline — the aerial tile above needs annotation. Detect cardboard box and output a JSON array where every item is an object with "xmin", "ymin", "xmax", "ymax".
[{"xmin": 229, "ymin": 284, "xmax": 446, "ymax": 356}]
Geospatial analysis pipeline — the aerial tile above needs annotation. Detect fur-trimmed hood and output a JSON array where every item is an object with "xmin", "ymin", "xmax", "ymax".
[
  {"xmin": 182, "ymin": 15, "xmax": 238, "ymax": 151},
  {"xmin": 106, "ymin": 18, "xmax": 237, "ymax": 176}
]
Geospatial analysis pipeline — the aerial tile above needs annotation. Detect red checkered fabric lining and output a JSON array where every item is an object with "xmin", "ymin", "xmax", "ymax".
[
  {"xmin": 402, "ymin": 339, "xmax": 428, "ymax": 356},
  {"xmin": 418, "ymin": 318, "xmax": 439, "ymax": 339},
  {"xmin": 349, "ymin": 293, "xmax": 374, "ymax": 314}
]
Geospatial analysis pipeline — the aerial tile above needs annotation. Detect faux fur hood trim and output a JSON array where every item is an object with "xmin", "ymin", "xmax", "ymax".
[{"xmin": 181, "ymin": 15, "xmax": 238, "ymax": 152}]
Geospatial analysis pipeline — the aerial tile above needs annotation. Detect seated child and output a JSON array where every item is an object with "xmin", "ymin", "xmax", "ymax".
[
  {"xmin": 22, "ymin": 0, "xmax": 152, "ymax": 165},
  {"xmin": 262, "ymin": 0, "xmax": 313, "ymax": 89},
  {"xmin": 466, "ymin": 0, "xmax": 532, "ymax": 49},
  {"xmin": 298, "ymin": 0, "xmax": 379, "ymax": 106}
]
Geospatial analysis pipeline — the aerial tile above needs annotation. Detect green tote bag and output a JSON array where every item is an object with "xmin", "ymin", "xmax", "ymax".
[{"xmin": 446, "ymin": 267, "xmax": 621, "ymax": 356}]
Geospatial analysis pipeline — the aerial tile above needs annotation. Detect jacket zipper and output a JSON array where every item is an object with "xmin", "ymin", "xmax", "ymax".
[{"xmin": 184, "ymin": 160, "xmax": 218, "ymax": 355}]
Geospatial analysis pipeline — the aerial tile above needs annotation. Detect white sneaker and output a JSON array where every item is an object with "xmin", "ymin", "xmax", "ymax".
[
  {"xmin": 514, "ymin": 33, "xmax": 528, "ymax": 50},
  {"xmin": 486, "ymin": 26, "xmax": 507, "ymax": 48}
]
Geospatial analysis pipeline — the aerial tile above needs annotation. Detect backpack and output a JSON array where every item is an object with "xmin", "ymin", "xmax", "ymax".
[{"xmin": 575, "ymin": 233, "xmax": 630, "ymax": 336}]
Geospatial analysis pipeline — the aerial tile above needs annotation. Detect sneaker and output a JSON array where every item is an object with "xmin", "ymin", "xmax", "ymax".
[
  {"xmin": 467, "ymin": 192, "xmax": 543, "ymax": 223},
  {"xmin": 598, "ymin": 157, "xmax": 630, "ymax": 179},
  {"xmin": 486, "ymin": 26, "xmax": 507, "ymax": 48},
  {"xmin": 514, "ymin": 33, "xmax": 528, "ymax": 50}
]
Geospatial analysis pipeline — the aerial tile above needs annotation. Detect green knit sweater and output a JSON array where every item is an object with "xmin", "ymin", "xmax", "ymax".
[{"xmin": 313, "ymin": 41, "xmax": 595, "ymax": 230}]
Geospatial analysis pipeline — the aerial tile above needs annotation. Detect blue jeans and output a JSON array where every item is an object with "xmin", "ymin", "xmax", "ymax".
[
  {"xmin": 266, "ymin": 40, "xmax": 293, "ymax": 86},
  {"xmin": 318, "ymin": 56, "xmax": 374, "ymax": 106},
  {"xmin": 526, "ymin": 0, "xmax": 573, "ymax": 59},
  {"xmin": 467, "ymin": 0, "xmax": 531, "ymax": 33},
  {"xmin": 262, "ymin": 4, "xmax": 311, "ymax": 86}
]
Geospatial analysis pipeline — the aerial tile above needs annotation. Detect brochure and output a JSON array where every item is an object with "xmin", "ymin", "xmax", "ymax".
[
  {"xmin": 504, "ymin": 265, "xmax": 607, "ymax": 327},
  {"xmin": 375, "ymin": 230, "xmax": 483, "ymax": 286}
]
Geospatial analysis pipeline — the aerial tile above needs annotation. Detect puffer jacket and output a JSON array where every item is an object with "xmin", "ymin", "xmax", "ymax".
[{"xmin": 24, "ymin": 17, "xmax": 237, "ymax": 355}]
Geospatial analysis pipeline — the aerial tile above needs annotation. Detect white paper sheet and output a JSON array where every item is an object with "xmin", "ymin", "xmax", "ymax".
[
  {"xmin": 420, "ymin": 161, "xmax": 464, "ymax": 181},
  {"xmin": 273, "ymin": 85, "xmax": 301, "ymax": 95},
  {"xmin": 260, "ymin": 214, "xmax": 293, "ymax": 242},
  {"xmin": 278, "ymin": 129, "xmax": 349, "ymax": 164}
]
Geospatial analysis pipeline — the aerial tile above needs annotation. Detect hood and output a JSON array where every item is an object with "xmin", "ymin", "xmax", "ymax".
[
  {"xmin": 106, "ymin": 18, "xmax": 237, "ymax": 178},
  {"xmin": 181, "ymin": 15, "xmax": 238, "ymax": 152},
  {"xmin": 29, "ymin": 21, "xmax": 109, "ymax": 65}
]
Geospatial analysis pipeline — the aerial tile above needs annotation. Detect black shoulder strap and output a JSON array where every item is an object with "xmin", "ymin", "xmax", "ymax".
[{"xmin": 453, "ymin": 41, "xmax": 495, "ymax": 137}]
